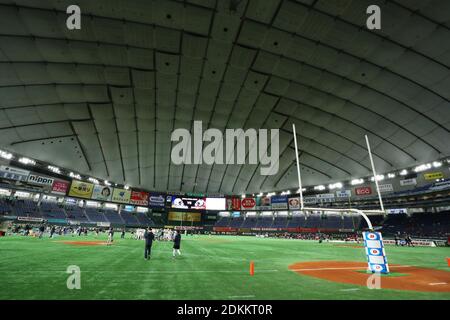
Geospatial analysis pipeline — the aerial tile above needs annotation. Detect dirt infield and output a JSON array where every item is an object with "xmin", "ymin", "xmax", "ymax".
[
  {"xmin": 59, "ymin": 241, "xmax": 109, "ymax": 246},
  {"xmin": 289, "ymin": 261, "xmax": 450, "ymax": 292}
]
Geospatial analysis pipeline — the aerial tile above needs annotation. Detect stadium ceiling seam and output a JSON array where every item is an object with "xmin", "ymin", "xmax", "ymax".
[
  {"xmin": 250, "ymin": 50, "xmax": 450, "ymax": 137},
  {"xmin": 86, "ymin": 104, "xmax": 111, "ymax": 178},
  {"xmin": 180, "ymin": 0, "xmax": 218, "ymax": 194},
  {"xmin": 389, "ymin": 0, "xmax": 450, "ymax": 33},
  {"xmin": 166, "ymin": 30, "xmax": 183, "ymax": 192},
  {"xmin": 289, "ymin": 0, "xmax": 450, "ymax": 70},
  {"xmin": 242, "ymin": 17, "xmax": 450, "ymax": 107},
  {"xmin": 280, "ymin": 127, "xmax": 372, "ymax": 172},
  {"xmin": 129, "ymin": 68, "xmax": 141, "ymax": 187},
  {"xmin": 270, "ymin": 96, "xmax": 415, "ymax": 164},
  {"xmin": 9, "ymin": 134, "xmax": 76, "ymax": 146}
]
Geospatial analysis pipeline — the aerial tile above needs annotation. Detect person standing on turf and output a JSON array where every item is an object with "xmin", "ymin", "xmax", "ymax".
[
  {"xmin": 144, "ymin": 228, "xmax": 155, "ymax": 260},
  {"xmin": 107, "ymin": 227, "xmax": 114, "ymax": 246},
  {"xmin": 172, "ymin": 230, "xmax": 182, "ymax": 258}
]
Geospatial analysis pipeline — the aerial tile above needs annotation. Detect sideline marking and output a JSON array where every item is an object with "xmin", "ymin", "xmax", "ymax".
[{"xmin": 228, "ymin": 295, "xmax": 255, "ymax": 299}]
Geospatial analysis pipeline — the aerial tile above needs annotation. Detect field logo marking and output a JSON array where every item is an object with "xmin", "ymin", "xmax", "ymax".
[
  {"xmin": 66, "ymin": 265, "xmax": 81, "ymax": 290},
  {"xmin": 366, "ymin": 272, "xmax": 381, "ymax": 290}
]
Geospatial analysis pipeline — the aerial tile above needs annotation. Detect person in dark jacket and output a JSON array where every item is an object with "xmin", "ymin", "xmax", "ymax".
[
  {"xmin": 172, "ymin": 230, "xmax": 182, "ymax": 258},
  {"xmin": 144, "ymin": 228, "xmax": 155, "ymax": 260}
]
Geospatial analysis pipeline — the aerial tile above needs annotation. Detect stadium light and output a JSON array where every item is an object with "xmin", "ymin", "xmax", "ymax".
[
  {"xmin": 48, "ymin": 165, "xmax": 61, "ymax": 174},
  {"xmin": 370, "ymin": 174, "xmax": 385, "ymax": 182},
  {"xmin": 124, "ymin": 185, "xmax": 130, "ymax": 190},
  {"xmin": 18, "ymin": 157, "xmax": 36, "ymax": 165},
  {"xmin": 387, "ymin": 173, "xmax": 396, "ymax": 179},
  {"xmin": 328, "ymin": 182, "xmax": 343, "ymax": 190},
  {"xmin": 414, "ymin": 163, "xmax": 432, "ymax": 172},
  {"xmin": 241, "ymin": 194, "xmax": 245, "ymax": 198},
  {"xmin": 0, "ymin": 150, "xmax": 13, "ymax": 160},
  {"xmin": 104, "ymin": 180, "xmax": 112, "ymax": 186},
  {"xmin": 399, "ymin": 169, "xmax": 408, "ymax": 176},
  {"xmin": 69, "ymin": 172, "xmax": 81, "ymax": 180},
  {"xmin": 314, "ymin": 185, "xmax": 326, "ymax": 191},
  {"xmin": 432, "ymin": 161, "xmax": 442, "ymax": 168},
  {"xmin": 88, "ymin": 177, "xmax": 99, "ymax": 184},
  {"xmin": 351, "ymin": 179, "xmax": 364, "ymax": 185},
  {"xmin": 258, "ymin": 192, "xmax": 263, "ymax": 197}
]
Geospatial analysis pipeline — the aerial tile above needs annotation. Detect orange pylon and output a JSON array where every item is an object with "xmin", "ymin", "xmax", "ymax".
[
  {"xmin": 447, "ymin": 258, "xmax": 450, "ymax": 267},
  {"xmin": 250, "ymin": 261, "xmax": 254, "ymax": 276}
]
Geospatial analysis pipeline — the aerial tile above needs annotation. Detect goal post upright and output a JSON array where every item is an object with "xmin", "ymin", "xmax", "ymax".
[
  {"xmin": 292, "ymin": 123, "xmax": 304, "ymax": 210},
  {"xmin": 365, "ymin": 135, "xmax": 385, "ymax": 213},
  {"xmin": 291, "ymin": 123, "xmax": 378, "ymax": 231}
]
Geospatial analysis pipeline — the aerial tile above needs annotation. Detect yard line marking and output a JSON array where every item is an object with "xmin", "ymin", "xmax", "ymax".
[
  {"xmin": 228, "ymin": 295, "xmax": 255, "ymax": 299},
  {"xmin": 339, "ymin": 288, "xmax": 360, "ymax": 292},
  {"xmin": 5, "ymin": 269, "xmax": 280, "ymax": 274},
  {"xmin": 428, "ymin": 282, "xmax": 447, "ymax": 286}
]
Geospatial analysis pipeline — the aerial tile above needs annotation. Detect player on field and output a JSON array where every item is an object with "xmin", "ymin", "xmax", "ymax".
[
  {"xmin": 172, "ymin": 230, "xmax": 182, "ymax": 258},
  {"xmin": 144, "ymin": 227, "xmax": 155, "ymax": 260},
  {"xmin": 107, "ymin": 227, "xmax": 114, "ymax": 246}
]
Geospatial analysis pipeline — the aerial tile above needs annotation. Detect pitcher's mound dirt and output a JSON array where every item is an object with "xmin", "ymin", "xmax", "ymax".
[{"xmin": 288, "ymin": 261, "xmax": 450, "ymax": 292}]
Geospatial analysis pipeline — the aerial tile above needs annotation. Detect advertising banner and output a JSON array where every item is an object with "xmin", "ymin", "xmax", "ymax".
[
  {"xmin": 230, "ymin": 197, "xmax": 241, "ymax": 211},
  {"xmin": 363, "ymin": 232, "xmax": 389, "ymax": 274},
  {"xmin": 304, "ymin": 196, "xmax": 317, "ymax": 205},
  {"xmin": 0, "ymin": 166, "xmax": 29, "ymax": 182},
  {"xmin": 130, "ymin": 191, "xmax": 149, "ymax": 206},
  {"xmin": 241, "ymin": 197, "xmax": 256, "ymax": 210},
  {"xmin": 27, "ymin": 174, "xmax": 54, "ymax": 187},
  {"xmin": 168, "ymin": 211, "xmax": 201, "ymax": 222},
  {"xmin": 271, "ymin": 195, "xmax": 288, "ymax": 209},
  {"xmin": 288, "ymin": 197, "xmax": 300, "ymax": 210},
  {"xmin": 399, "ymin": 178, "xmax": 417, "ymax": 186},
  {"xmin": 205, "ymin": 198, "xmax": 226, "ymax": 210},
  {"xmin": 51, "ymin": 180, "xmax": 70, "ymax": 195},
  {"xmin": 91, "ymin": 185, "xmax": 113, "ymax": 201},
  {"xmin": 149, "ymin": 193, "xmax": 165, "ymax": 208},
  {"xmin": 378, "ymin": 184, "xmax": 394, "ymax": 193},
  {"xmin": 112, "ymin": 188, "xmax": 131, "ymax": 204},
  {"xmin": 257, "ymin": 196, "xmax": 271, "ymax": 210},
  {"xmin": 355, "ymin": 186, "xmax": 372, "ymax": 196},
  {"xmin": 316, "ymin": 193, "xmax": 335, "ymax": 203},
  {"xmin": 68, "ymin": 180, "xmax": 94, "ymax": 199},
  {"xmin": 424, "ymin": 172, "xmax": 444, "ymax": 180},
  {"xmin": 336, "ymin": 190, "xmax": 351, "ymax": 198},
  {"xmin": 172, "ymin": 197, "xmax": 206, "ymax": 210}
]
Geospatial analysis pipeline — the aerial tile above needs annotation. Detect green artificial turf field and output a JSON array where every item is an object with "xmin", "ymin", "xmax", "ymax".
[{"xmin": 0, "ymin": 234, "xmax": 449, "ymax": 300}]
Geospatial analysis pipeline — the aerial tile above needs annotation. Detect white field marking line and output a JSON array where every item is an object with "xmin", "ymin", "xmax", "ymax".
[
  {"xmin": 339, "ymin": 288, "xmax": 360, "ymax": 292},
  {"xmin": 228, "ymin": 295, "xmax": 256, "ymax": 299},
  {"xmin": 428, "ymin": 282, "xmax": 447, "ymax": 286},
  {"xmin": 289, "ymin": 266, "xmax": 413, "ymax": 272},
  {"xmin": 3, "ymin": 269, "xmax": 279, "ymax": 274}
]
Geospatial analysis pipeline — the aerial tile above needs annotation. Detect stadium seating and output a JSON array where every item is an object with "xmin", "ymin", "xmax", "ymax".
[
  {"xmin": 241, "ymin": 217, "xmax": 257, "ymax": 228},
  {"xmin": 84, "ymin": 208, "xmax": 108, "ymax": 222},
  {"xmin": 136, "ymin": 212, "xmax": 154, "ymax": 226},
  {"xmin": 304, "ymin": 214, "xmax": 322, "ymax": 228},
  {"xmin": 12, "ymin": 200, "xmax": 41, "ymax": 217},
  {"xmin": 215, "ymin": 217, "xmax": 231, "ymax": 227},
  {"xmin": 120, "ymin": 211, "xmax": 140, "ymax": 226},
  {"xmin": 255, "ymin": 217, "xmax": 273, "ymax": 228},
  {"xmin": 103, "ymin": 209, "xmax": 125, "ymax": 225},
  {"xmin": 40, "ymin": 201, "xmax": 67, "ymax": 219},
  {"xmin": 65, "ymin": 204, "xmax": 89, "ymax": 221},
  {"xmin": 229, "ymin": 217, "xmax": 244, "ymax": 228},
  {"xmin": 319, "ymin": 215, "xmax": 343, "ymax": 230},
  {"xmin": 271, "ymin": 217, "xmax": 287, "ymax": 228},
  {"xmin": 0, "ymin": 199, "xmax": 12, "ymax": 215}
]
